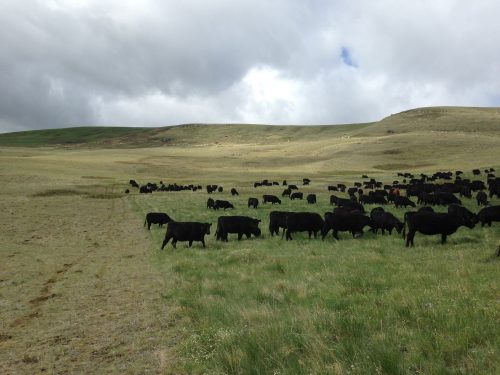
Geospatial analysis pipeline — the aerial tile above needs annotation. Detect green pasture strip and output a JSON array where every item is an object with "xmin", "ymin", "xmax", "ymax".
[
  {"xmin": 129, "ymin": 178, "xmax": 500, "ymax": 374},
  {"xmin": 0, "ymin": 126, "xmax": 150, "ymax": 146}
]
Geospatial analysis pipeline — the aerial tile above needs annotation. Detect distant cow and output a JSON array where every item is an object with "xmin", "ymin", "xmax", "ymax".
[
  {"xmin": 140, "ymin": 185, "xmax": 152, "ymax": 194},
  {"xmin": 214, "ymin": 200, "xmax": 234, "ymax": 210},
  {"xmin": 328, "ymin": 185, "xmax": 338, "ymax": 191},
  {"xmin": 322, "ymin": 212, "xmax": 373, "ymax": 240},
  {"xmin": 288, "ymin": 184, "xmax": 298, "ymax": 190},
  {"xmin": 248, "ymin": 197, "xmax": 259, "ymax": 208},
  {"xmin": 370, "ymin": 208, "xmax": 403, "ymax": 235},
  {"xmin": 476, "ymin": 191, "xmax": 488, "ymax": 206},
  {"xmin": 284, "ymin": 212, "xmax": 324, "ymax": 240},
  {"xmin": 282, "ymin": 188, "xmax": 291, "ymax": 197},
  {"xmin": 207, "ymin": 198, "xmax": 215, "ymax": 209},
  {"xmin": 144, "ymin": 212, "xmax": 173, "ymax": 230},
  {"xmin": 405, "ymin": 209, "xmax": 476, "ymax": 247},
  {"xmin": 216, "ymin": 216, "xmax": 261, "ymax": 241},
  {"xmin": 394, "ymin": 196, "xmax": 416, "ymax": 208},
  {"xmin": 218, "ymin": 186, "xmax": 223, "ymax": 193},
  {"xmin": 231, "ymin": 188, "xmax": 239, "ymax": 196},
  {"xmin": 129, "ymin": 179, "xmax": 139, "ymax": 188},
  {"xmin": 477, "ymin": 205, "xmax": 500, "ymax": 227},
  {"xmin": 161, "ymin": 222, "xmax": 211, "ymax": 249},
  {"xmin": 263, "ymin": 195, "xmax": 281, "ymax": 204},
  {"xmin": 472, "ymin": 169, "xmax": 481, "ymax": 175},
  {"xmin": 306, "ymin": 194, "xmax": 316, "ymax": 204},
  {"xmin": 290, "ymin": 192, "xmax": 303, "ymax": 200},
  {"xmin": 269, "ymin": 211, "xmax": 290, "ymax": 236},
  {"xmin": 303, "ymin": 178, "xmax": 311, "ymax": 185}
]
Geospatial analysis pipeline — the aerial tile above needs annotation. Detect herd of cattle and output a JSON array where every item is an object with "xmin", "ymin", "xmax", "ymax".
[{"xmin": 134, "ymin": 169, "xmax": 500, "ymax": 251}]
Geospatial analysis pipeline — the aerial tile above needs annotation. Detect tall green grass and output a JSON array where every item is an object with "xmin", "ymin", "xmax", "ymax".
[{"xmin": 131, "ymin": 178, "xmax": 500, "ymax": 374}]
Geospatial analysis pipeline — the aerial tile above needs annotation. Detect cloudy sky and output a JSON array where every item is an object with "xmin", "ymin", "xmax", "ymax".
[{"xmin": 1, "ymin": 0, "xmax": 500, "ymax": 132}]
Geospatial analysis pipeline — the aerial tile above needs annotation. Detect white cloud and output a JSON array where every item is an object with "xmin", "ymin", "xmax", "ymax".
[{"xmin": 1, "ymin": 0, "xmax": 500, "ymax": 132}]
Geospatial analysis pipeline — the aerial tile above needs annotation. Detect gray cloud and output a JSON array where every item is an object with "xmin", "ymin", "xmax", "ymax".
[{"xmin": 1, "ymin": 0, "xmax": 500, "ymax": 132}]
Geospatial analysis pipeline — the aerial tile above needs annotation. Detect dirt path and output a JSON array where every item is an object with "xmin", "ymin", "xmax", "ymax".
[{"xmin": 0, "ymin": 195, "xmax": 176, "ymax": 374}]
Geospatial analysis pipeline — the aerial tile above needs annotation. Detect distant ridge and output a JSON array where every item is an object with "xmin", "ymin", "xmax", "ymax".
[{"xmin": 0, "ymin": 106, "xmax": 499, "ymax": 147}]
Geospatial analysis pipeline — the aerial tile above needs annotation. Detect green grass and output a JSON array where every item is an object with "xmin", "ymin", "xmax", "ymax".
[
  {"xmin": 0, "ymin": 126, "xmax": 150, "ymax": 147},
  {"xmin": 130, "ymin": 178, "xmax": 500, "ymax": 374}
]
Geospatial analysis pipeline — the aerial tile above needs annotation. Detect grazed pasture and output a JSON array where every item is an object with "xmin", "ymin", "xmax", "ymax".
[{"xmin": 1, "ymin": 107, "xmax": 499, "ymax": 373}]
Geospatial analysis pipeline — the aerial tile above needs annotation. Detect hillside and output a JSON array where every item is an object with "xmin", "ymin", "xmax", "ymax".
[{"xmin": 0, "ymin": 106, "xmax": 499, "ymax": 172}]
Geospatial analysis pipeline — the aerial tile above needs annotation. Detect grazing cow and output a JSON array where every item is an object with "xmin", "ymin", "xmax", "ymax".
[
  {"xmin": 263, "ymin": 195, "xmax": 282, "ymax": 205},
  {"xmin": 288, "ymin": 184, "xmax": 299, "ymax": 190},
  {"xmin": 144, "ymin": 212, "xmax": 173, "ymax": 230},
  {"xmin": 477, "ymin": 205, "xmax": 500, "ymax": 227},
  {"xmin": 394, "ymin": 196, "xmax": 416, "ymax": 208},
  {"xmin": 161, "ymin": 222, "xmax": 211, "ymax": 249},
  {"xmin": 218, "ymin": 186, "xmax": 223, "ymax": 193},
  {"xmin": 269, "ymin": 211, "xmax": 290, "ymax": 236},
  {"xmin": 306, "ymin": 194, "xmax": 316, "ymax": 204},
  {"xmin": 489, "ymin": 178, "xmax": 500, "ymax": 198},
  {"xmin": 248, "ymin": 197, "xmax": 259, "ymax": 208},
  {"xmin": 476, "ymin": 191, "xmax": 488, "ymax": 206},
  {"xmin": 254, "ymin": 182, "xmax": 262, "ymax": 188},
  {"xmin": 273, "ymin": 181, "xmax": 279, "ymax": 186},
  {"xmin": 472, "ymin": 169, "xmax": 481, "ymax": 175},
  {"xmin": 207, "ymin": 198, "xmax": 215, "ymax": 209},
  {"xmin": 283, "ymin": 180, "xmax": 288, "ymax": 186},
  {"xmin": 129, "ymin": 179, "xmax": 139, "ymax": 188},
  {"xmin": 216, "ymin": 216, "xmax": 261, "ymax": 241},
  {"xmin": 139, "ymin": 185, "xmax": 152, "ymax": 194},
  {"xmin": 435, "ymin": 192, "xmax": 462, "ymax": 206},
  {"xmin": 214, "ymin": 200, "xmax": 234, "ymax": 210},
  {"xmin": 231, "ymin": 188, "xmax": 239, "ymax": 196},
  {"xmin": 370, "ymin": 208, "xmax": 404, "ymax": 235},
  {"xmin": 328, "ymin": 185, "xmax": 338, "ymax": 191},
  {"xmin": 290, "ymin": 192, "xmax": 303, "ymax": 200},
  {"xmin": 282, "ymin": 188, "xmax": 291, "ymax": 197},
  {"xmin": 405, "ymin": 209, "xmax": 476, "ymax": 247},
  {"xmin": 401, "ymin": 206, "xmax": 435, "ymax": 238},
  {"xmin": 322, "ymin": 212, "xmax": 373, "ymax": 240},
  {"xmin": 447, "ymin": 204, "xmax": 478, "ymax": 225},
  {"xmin": 284, "ymin": 212, "xmax": 324, "ymax": 240},
  {"xmin": 459, "ymin": 186, "xmax": 472, "ymax": 198},
  {"xmin": 303, "ymin": 178, "xmax": 311, "ymax": 185}
]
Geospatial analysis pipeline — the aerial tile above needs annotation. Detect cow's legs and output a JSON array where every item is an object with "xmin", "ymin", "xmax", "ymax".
[
  {"xmin": 188, "ymin": 240, "xmax": 193, "ymax": 247},
  {"xmin": 172, "ymin": 240, "xmax": 177, "ymax": 249},
  {"xmin": 441, "ymin": 234, "xmax": 447, "ymax": 244},
  {"xmin": 333, "ymin": 230, "xmax": 339, "ymax": 240},
  {"xmin": 238, "ymin": 233, "xmax": 243, "ymax": 240},
  {"xmin": 161, "ymin": 234, "xmax": 172, "ymax": 250},
  {"xmin": 201, "ymin": 239, "xmax": 206, "ymax": 248}
]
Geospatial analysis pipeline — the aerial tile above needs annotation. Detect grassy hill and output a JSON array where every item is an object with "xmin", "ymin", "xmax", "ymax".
[{"xmin": 0, "ymin": 106, "xmax": 499, "ymax": 172}]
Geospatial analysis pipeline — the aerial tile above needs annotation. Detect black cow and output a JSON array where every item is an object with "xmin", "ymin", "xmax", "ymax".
[
  {"xmin": 144, "ymin": 212, "xmax": 173, "ymax": 230},
  {"xmin": 405, "ymin": 209, "xmax": 476, "ymax": 247},
  {"xmin": 472, "ymin": 169, "xmax": 481, "ymax": 175},
  {"xmin": 322, "ymin": 212, "xmax": 373, "ymax": 240},
  {"xmin": 303, "ymin": 178, "xmax": 311, "ymax": 185},
  {"xmin": 489, "ymin": 178, "xmax": 500, "ymax": 198},
  {"xmin": 207, "ymin": 198, "xmax": 215, "ymax": 209},
  {"xmin": 215, "ymin": 216, "xmax": 261, "ymax": 241},
  {"xmin": 231, "ymin": 188, "xmax": 239, "ymax": 196},
  {"xmin": 263, "ymin": 195, "xmax": 281, "ymax": 204},
  {"xmin": 401, "ymin": 206, "xmax": 435, "ymax": 238},
  {"xmin": 161, "ymin": 222, "xmax": 211, "ymax": 249},
  {"xmin": 476, "ymin": 191, "xmax": 488, "ymax": 206},
  {"xmin": 328, "ymin": 185, "xmax": 338, "ymax": 191},
  {"xmin": 218, "ymin": 186, "xmax": 223, "ymax": 193},
  {"xmin": 284, "ymin": 212, "xmax": 324, "ymax": 240},
  {"xmin": 248, "ymin": 197, "xmax": 259, "ymax": 208},
  {"xmin": 125, "ymin": 189, "xmax": 130, "ymax": 194},
  {"xmin": 435, "ymin": 192, "xmax": 462, "ymax": 206},
  {"xmin": 283, "ymin": 180, "xmax": 288, "ymax": 186},
  {"xmin": 290, "ymin": 192, "xmax": 303, "ymax": 200},
  {"xmin": 140, "ymin": 185, "xmax": 152, "ymax": 194},
  {"xmin": 282, "ymin": 188, "xmax": 291, "ymax": 197},
  {"xmin": 129, "ymin": 179, "xmax": 139, "ymax": 188},
  {"xmin": 214, "ymin": 200, "xmax": 234, "ymax": 210},
  {"xmin": 477, "ymin": 206, "xmax": 500, "ymax": 227},
  {"xmin": 288, "ymin": 184, "xmax": 298, "ymax": 190},
  {"xmin": 254, "ymin": 182, "xmax": 262, "ymax": 188},
  {"xmin": 370, "ymin": 208, "xmax": 403, "ymax": 235},
  {"xmin": 394, "ymin": 196, "xmax": 416, "ymax": 208},
  {"xmin": 306, "ymin": 194, "xmax": 316, "ymax": 204},
  {"xmin": 459, "ymin": 186, "xmax": 472, "ymax": 198},
  {"xmin": 269, "ymin": 211, "xmax": 290, "ymax": 236}
]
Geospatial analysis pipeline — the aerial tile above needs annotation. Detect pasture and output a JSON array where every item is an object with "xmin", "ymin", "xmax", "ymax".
[{"xmin": 1, "ymin": 106, "xmax": 499, "ymax": 374}]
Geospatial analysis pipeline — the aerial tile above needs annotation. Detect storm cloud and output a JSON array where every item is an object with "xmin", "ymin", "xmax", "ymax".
[{"xmin": 1, "ymin": 0, "xmax": 500, "ymax": 132}]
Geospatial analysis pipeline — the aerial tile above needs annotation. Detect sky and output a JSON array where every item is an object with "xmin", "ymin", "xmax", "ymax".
[{"xmin": 1, "ymin": 0, "xmax": 500, "ymax": 133}]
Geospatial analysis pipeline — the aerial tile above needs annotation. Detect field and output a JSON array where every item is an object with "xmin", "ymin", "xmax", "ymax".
[{"xmin": 0, "ymin": 106, "xmax": 499, "ymax": 374}]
